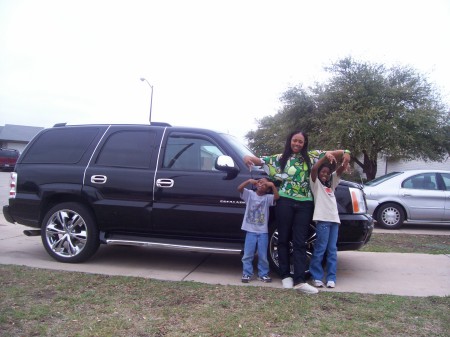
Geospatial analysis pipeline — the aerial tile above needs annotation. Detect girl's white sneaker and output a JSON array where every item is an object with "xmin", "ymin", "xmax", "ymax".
[
  {"xmin": 326, "ymin": 281, "xmax": 336, "ymax": 288},
  {"xmin": 313, "ymin": 280, "xmax": 324, "ymax": 287}
]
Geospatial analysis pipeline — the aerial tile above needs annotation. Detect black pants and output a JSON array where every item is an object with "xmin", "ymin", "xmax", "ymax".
[{"xmin": 275, "ymin": 197, "xmax": 314, "ymax": 285}]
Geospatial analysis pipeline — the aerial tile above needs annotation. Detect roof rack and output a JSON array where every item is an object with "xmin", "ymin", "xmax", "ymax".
[
  {"xmin": 150, "ymin": 122, "xmax": 171, "ymax": 127},
  {"xmin": 51, "ymin": 122, "xmax": 171, "ymax": 127}
]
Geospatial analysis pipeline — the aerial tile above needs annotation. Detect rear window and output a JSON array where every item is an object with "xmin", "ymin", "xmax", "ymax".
[
  {"xmin": 364, "ymin": 171, "xmax": 403, "ymax": 186},
  {"xmin": 21, "ymin": 128, "xmax": 100, "ymax": 164},
  {"xmin": 0, "ymin": 149, "xmax": 19, "ymax": 158}
]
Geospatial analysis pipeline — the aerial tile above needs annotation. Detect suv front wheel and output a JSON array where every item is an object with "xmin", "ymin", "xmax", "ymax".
[
  {"xmin": 268, "ymin": 223, "xmax": 316, "ymax": 278},
  {"xmin": 41, "ymin": 202, "xmax": 100, "ymax": 263}
]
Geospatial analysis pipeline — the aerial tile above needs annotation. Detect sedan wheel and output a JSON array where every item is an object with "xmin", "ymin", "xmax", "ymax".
[
  {"xmin": 41, "ymin": 202, "xmax": 99, "ymax": 263},
  {"xmin": 377, "ymin": 203, "xmax": 405, "ymax": 229}
]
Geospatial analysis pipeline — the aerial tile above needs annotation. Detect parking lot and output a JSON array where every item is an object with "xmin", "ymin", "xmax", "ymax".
[{"xmin": 1, "ymin": 172, "xmax": 449, "ymax": 297}]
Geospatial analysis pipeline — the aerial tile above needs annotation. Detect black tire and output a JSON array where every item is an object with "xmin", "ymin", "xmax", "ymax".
[
  {"xmin": 41, "ymin": 202, "xmax": 100, "ymax": 263},
  {"xmin": 376, "ymin": 203, "xmax": 405, "ymax": 229},
  {"xmin": 268, "ymin": 223, "xmax": 316, "ymax": 279}
]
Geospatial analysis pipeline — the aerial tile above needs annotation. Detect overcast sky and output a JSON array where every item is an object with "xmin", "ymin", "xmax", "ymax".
[{"xmin": 1, "ymin": 0, "xmax": 449, "ymax": 142}]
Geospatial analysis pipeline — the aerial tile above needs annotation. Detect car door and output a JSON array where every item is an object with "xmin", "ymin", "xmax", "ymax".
[
  {"xmin": 152, "ymin": 131, "xmax": 246, "ymax": 239},
  {"xmin": 400, "ymin": 173, "xmax": 445, "ymax": 221},
  {"xmin": 439, "ymin": 172, "xmax": 450, "ymax": 221},
  {"xmin": 84, "ymin": 127, "xmax": 161, "ymax": 232}
]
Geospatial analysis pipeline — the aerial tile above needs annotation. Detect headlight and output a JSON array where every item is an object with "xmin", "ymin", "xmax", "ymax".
[{"xmin": 349, "ymin": 187, "xmax": 367, "ymax": 214}]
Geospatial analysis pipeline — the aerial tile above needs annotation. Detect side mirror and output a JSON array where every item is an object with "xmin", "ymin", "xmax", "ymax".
[{"xmin": 215, "ymin": 155, "xmax": 239, "ymax": 179}]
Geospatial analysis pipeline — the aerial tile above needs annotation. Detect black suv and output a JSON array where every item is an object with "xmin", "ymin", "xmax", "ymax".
[
  {"xmin": 0, "ymin": 148, "xmax": 20, "ymax": 171},
  {"xmin": 3, "ymin": 123, "xmax": 373, "ymax": 274}
]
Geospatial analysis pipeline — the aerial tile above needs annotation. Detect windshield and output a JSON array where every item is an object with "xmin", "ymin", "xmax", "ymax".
[
  {"xmin": 364, "ymin": 171, "xmax": 403, "ymax": 186},
  {"xmin": 219, "ymin": 133, "xmax": 255, "ymax": 159}
]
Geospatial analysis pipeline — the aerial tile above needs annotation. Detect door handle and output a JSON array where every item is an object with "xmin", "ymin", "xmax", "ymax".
[
  {"xmin": 91, "ymin": 175, "xmax": 107, "ymax": 184},
  {"xmin": 156, "ymin": 178, "xmax": 174, "ymax": 188}
]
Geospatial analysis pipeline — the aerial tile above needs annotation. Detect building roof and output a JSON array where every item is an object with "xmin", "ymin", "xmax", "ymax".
[{"xmin": 0, "ymin": 124, "xmax": 45, "ymax": 142}]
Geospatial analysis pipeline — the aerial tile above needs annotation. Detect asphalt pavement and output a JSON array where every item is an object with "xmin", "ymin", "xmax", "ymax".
[{"xmin": 0, "ymin": 172, "xmax": 449, "ymax": 297}]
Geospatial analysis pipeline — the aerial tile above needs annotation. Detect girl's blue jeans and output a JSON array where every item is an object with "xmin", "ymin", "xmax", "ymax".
[
  {"xmin": 309, "ymin": 221, "xmax": 339, "ymax": 282},
  {"xmin": 241, "ymin": 232, "xmax": 269, "ymax": 277}
]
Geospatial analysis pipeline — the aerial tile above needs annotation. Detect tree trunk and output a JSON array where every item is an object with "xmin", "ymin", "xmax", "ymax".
[{"xmin": 362, "ymin": 150, "xmax": 377, "ymax": 181}]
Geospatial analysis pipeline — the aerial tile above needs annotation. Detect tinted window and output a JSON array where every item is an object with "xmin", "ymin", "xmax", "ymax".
[
  {"xmin": 21, "ymin": 128, "xmax": 99, "ymax": 164},
  {"xmin": 96, "ymin": 130, "xmax": 156, "ymax": 168},
  {"xmin": 440, "ymin": 173, "xmax": 450, "ymax": 191},
  {"xmin": 0, "ymin": 149, "xmax": 19, "ymax": 158},
  {"xmin": 402, "ymin": 173, "xmax": 438, "ymax": 190},
  {"xmin": 163, "ymin": 134, "xmax": 224, "ymax": 171}
]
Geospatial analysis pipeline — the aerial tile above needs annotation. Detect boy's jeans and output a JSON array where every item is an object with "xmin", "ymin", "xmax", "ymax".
[
  {"xmin": 242, "ymin": 232, "xmax": 270, "ymax": 277},
  {"xmin": 309, "ymin": 221, "xmax": 339, "ymax": 282}
]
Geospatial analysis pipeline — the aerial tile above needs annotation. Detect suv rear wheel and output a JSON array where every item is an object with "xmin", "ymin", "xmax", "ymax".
[{"xmin": 41, "ymin": 202, "xmax": 100, "ymax": 263}]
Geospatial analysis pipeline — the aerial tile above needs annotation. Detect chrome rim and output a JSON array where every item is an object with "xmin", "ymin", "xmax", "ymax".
[
  {"xmin": 44, "ymin": 209, "xmax": 87, "ymax": 258},
  {"xmin": 269, "ymin": 224, "xmax": 316, "ymax": 274},
  {"xmin": 381, "ymin": 207, "xmax": 400, "ymax": 226}
]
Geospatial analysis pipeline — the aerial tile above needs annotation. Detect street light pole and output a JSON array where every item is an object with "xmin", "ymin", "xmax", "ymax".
[{"xmin": 140, "ymin": 77, "xmax": 153, "ymax": 124}]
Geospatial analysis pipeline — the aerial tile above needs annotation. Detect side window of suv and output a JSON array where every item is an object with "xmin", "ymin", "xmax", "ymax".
[
  {"xmin": 163, "ymin": 134, "xmax": 224, "ymax": 171},
  {"xmin": 96, "ymin": 130, "xmax": 156, "ymax": 168}
]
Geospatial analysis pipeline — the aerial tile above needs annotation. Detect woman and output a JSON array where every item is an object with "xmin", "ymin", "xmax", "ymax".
[{"xmin": 243, "ymin": 130, "xmax": 350, "ymax": 294}]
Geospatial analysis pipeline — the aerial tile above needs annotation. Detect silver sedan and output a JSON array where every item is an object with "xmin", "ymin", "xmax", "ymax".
[{"xmin": 363, "ymin": 170, "xmax": 450, "ymax": 229}]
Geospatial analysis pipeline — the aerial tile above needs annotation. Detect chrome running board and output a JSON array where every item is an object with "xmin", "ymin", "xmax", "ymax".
[{"xmin": 100, "ymin": 233, "xmax": 243, "ymax": 254}]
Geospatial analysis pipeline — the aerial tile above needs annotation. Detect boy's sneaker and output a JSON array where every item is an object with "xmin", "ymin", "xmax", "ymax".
[
  {"xmin": 241, "ymin": 275, "xmax": 251, "ymax": 283},
  {"xmin": 282, "ymin": 277, "xmax": 294, "ymax": 289},
  {"xmin": 326, "ymin": 281, "xmax": 336, "ymax": 288},
  {"xmin": 294, "ymin": 282, "xmax": 319, "ymax": 294},
  {"xmin": 313, "ymin": 280, "xmax": 324, "ymax": 288},
  {"xmin": 258, "ymin": 275, "xmax": 272, "ymax": 283}
]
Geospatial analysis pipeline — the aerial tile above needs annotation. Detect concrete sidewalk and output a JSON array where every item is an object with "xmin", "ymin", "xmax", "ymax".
[{"xmin": 1, "ymin": 217, "xmax": 449, "ymax": 297}]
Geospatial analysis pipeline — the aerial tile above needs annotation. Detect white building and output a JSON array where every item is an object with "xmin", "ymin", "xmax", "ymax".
[
  {"xmin": 0, "ymin": 124, "xmax": 45, "ymax": 153},
  {"xmin": 358, "ymin": 155, "xmax": 449, "ymax": 179}
]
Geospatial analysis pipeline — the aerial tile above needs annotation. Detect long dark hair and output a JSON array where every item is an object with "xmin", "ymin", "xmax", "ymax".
[{"xmin": 279, "ymin": 130, "xmax": 311, "ymax": 172}]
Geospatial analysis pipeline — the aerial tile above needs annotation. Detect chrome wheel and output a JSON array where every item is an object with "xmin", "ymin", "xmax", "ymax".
[
  {"xmin": 41, "ymin": 202, "xmax": 99, "ymax": 262},
  {"xmin": 45, "ymin": 209, "xmax": 87, "ymax": 257},
  {"xmin": 269, "ymin": 224, "xmax": 316, "ymax": 276}
]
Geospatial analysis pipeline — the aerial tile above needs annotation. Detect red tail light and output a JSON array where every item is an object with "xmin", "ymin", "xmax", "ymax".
[{"xmin": 9, "ymin": 172, "xmax": 17, "ymax": 198}]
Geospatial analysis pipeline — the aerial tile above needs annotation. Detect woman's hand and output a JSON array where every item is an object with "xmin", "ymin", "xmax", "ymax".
[
  {"xmin": 325, "ymin": 151, "xmax": 337, "ymax": 164},
  {"xmin": 243, "ymin": 155, "xmax": 259, "ymax": 170},
  {"xmin": 342, "ymin": 152, "xmax": 351, "ymax": 166}
]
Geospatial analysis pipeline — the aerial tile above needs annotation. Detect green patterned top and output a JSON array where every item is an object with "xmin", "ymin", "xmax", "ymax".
[{"xmin": 261, "ymin": 150, "xmax": 324, "ymax": 201}]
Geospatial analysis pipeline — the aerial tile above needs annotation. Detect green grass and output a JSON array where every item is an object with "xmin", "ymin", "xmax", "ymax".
[
  {"xmin": 361, "ymin": 233, "xmax": 450, "ymax": 254},
  {"xmin": 1, "ymin": 233, "xmax": 449, "ymax": 336},
  {"xmin": 0, "ymin": 265, "xmax": 449, "ymax": 337}
]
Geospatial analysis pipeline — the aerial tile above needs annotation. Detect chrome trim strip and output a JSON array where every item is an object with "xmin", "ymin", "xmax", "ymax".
[
  {"xmin": 153, "ymin": 127, "xmax": 168, "ymax": 200},
  {"xmin": 83, "ymin": 125, "xmax": 111, "ymax": 185},
  {"xmin": 105, "ymin": 239, "xmax": 242, "ymax": 254}
]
